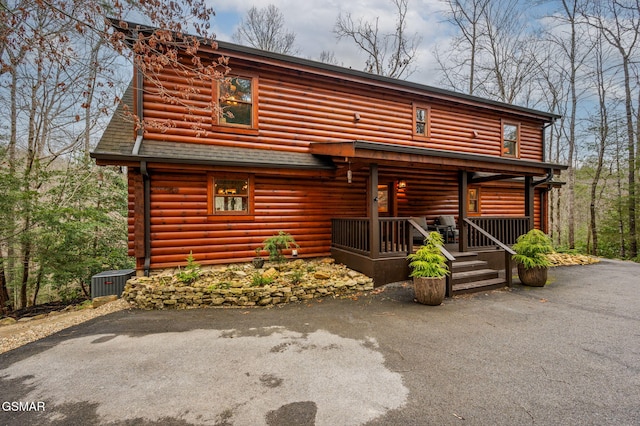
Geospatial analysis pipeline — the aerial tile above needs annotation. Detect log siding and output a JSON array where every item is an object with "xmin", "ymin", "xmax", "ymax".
[
  {"xmin": 140, "ymin": 55, "xmax": 546, "ymax": 163},
  {"xmin": 95, "ymin": 36, "xmax": 564, "ymax": 272}
]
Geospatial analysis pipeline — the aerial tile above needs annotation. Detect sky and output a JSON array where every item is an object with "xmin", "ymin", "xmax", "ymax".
[{"xmin": 207, "ymin": 0, "xmax": 455, "ymax": 86}]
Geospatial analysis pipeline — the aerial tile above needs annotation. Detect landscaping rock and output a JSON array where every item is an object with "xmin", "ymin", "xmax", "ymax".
[
  {"xmin": 0, "ymin": 317, "xmax": 17, "ymax": 326},
  {"xmin": 122, "ymin": 258, "xmax": 375, "ymax": 310},
  {"xmin": 92, "ymin": 295, "xmax": 118, "ymax": 308}
]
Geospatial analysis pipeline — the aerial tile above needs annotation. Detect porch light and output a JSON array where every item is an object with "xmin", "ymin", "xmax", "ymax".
[{"xmin": 398, "ymin": 180, "xmax": 407, "ymax": 189}]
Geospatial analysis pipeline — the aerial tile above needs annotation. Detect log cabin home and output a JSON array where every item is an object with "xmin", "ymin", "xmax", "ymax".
[{"xmin": 92, "ymin": 23, "xmax": 566, "ymax": 296}]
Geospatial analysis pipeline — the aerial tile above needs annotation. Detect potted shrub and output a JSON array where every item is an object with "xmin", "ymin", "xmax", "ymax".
[
  {"xmin": 407, "ymin": 231, "xmax": 450, "ymax": 305},
  {"xmin": 262, "ymin": 231, "xmax": 299, "ymax": 263},
  {"xmin": 252, "ymin": 247, "xmax": 265, "ymax": 269},
  {"xmin": 512, "ymin": 229, "xmax": 554, "ymax": 287}
]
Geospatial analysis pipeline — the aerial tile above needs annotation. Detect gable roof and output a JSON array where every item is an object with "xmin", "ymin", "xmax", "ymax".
[
  {"xmin": 93, "ymin": 21, "xmax": 563, "ymax": 172},
  {"xmin": 95, "ymin": 82, "xmax": 135, "ymax": 156},
  {"xmin": 110, "ymin": 19, "xmax": 559, "ymax": 122},
  {"xmin": 213, "ymin": 40, "xmax": 561, "ymax": 123}
]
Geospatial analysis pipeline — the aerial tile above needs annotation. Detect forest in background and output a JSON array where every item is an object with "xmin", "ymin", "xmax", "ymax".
[{"xmin": 1, "ymin": 0, "xmax": 640, "ymax": 313}]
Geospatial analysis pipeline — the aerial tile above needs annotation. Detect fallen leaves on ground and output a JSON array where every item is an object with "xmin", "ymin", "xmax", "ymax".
[{"xmin": 547, "ymin": 252, "xmax": 600, "ymax": 266}]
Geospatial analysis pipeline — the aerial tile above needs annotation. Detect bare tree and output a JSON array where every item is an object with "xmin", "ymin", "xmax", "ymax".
[
  {"xmin": 541, "ymin": 0, "xmax": 596, "ymax": 249},
  {"xmin": 437, "ymin": 0, "xmax": 541, "ymax": 105},
  {"xmin": 437, "ymin": 0, "xmax": 490, "ymax": 95},
  {"xmin": 587, "ymin": 29, "xmax": 616, "ymax": 255},
  {"xmin": 318, "ymin": 50, "xmax": 340, "ymax": 66},
  {"xmin": 583, "ymin": 0, "xmax": 640, "ymax": 259},
  {"xmin": 233, "ymin": 4, "xmax": 298, "ymax": 55},
  {"xmin": 476, "ymin": 0, "xmax": 541, "ymax": 104},
  {"xmin": 334, "ymin": 0, "xmax": 421, "ymax": 79},
  {"xmin": 0, "ymin": 0, "xmax": 223, "ymax": 309}
]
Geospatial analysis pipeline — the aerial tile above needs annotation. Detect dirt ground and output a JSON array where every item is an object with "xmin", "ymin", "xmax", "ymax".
[{"xmin": 0, "ymin": 299, "xmax": 131, "ymax": 354}]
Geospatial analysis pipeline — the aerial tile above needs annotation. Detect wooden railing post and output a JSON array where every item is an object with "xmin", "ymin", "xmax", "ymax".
[
  {"xmin": 525, "ymin": 176, "xmax": 534, "ymax": 231},
  {"xmin": 369, "ymin": 163, "xmax": 379, "ymax": 259},
  {"xmin": 505, "ymin": 251, "xmax": 513, "ymax": 286},
  {"xmin": 458, "ymin": 170, "xmax": 468, "ymax": 252}
]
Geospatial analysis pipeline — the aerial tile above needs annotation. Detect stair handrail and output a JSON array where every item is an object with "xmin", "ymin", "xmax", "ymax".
[
  {"xmin": 408, "ymin": 218, "xmax": 455, "ymax": 297},
  {"xmin": 407, "ymin": 219, "xmax": 455, "ymax": 261},
  {"xmin": 463, "ymin": 218, "xmax": 515, "ymax": 286}
]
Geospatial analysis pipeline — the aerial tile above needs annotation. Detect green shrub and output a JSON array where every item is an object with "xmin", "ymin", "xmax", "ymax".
[
  {"xmin": 175, "ymin": 252, "xmax": 202, "ymax": 284},
  {"xmin": 261, "ymin": 231, "xmax": 299, "ymax": 263},
  {"xmin": 251, "ymin": 273, "xmax": 274, "ymax": 287},
  {"xmin": 407, "ymin": 231, "xmax": 450, "ymax": 278},
  {"xmin": 512, "ymin": 229, "xmax": 554, "ymax": 269},
  {"xmin": 289, "ymin": 270, "xmax": 304, "ymax": 285}
]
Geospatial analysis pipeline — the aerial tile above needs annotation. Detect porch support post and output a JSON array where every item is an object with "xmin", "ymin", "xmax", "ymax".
[
  {"xmin": 369, "ymin": 163, "xmax": 380, "ymax": 259},
  {"xmin": 524, "ymin": 176, "xmax": 534, "ymax": 231},
  {"xmin": 458, "ymin": 170, "xmax": 468, "ymax": 252}
]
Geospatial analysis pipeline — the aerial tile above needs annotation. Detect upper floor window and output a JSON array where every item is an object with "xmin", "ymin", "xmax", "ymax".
[
  {"xmin": 216, "ymin": 76, "xmax": 258, "ymax": 129},
  {"xmin": 502, "ymin": 122, "xmax": 519, "ymax": 157},
  {"xmin": 413, "ymin": 104, "xmax": 430, "ymax": 139}
]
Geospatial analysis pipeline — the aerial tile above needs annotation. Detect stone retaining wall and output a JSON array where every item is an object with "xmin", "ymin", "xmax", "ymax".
[{"xmin": 123, "ymin": 258, "xmax": 374, "ymax": 309}]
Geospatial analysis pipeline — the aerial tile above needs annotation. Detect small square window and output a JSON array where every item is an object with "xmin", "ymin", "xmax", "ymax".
[{"xmin": 212, "ymin": 177, "xmax": 250, "ymax": 214}]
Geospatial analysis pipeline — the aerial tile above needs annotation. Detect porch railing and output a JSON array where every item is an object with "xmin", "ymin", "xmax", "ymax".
[
  {"xmin": 466, "ymin": 216, "xmax": 530, "ymax": 248},
  {"xmin": 379, "ymin": 218, "xmax": 412, "ymax": 256},
  {"xmin": 331, "ymin": 218, "xmax": 370, "ymax": 255},
  {"xmin": 464, "ymin": 218, "xmax": 517, "ymax": 286},
  {"xmin": 331, "ymin": 217, "xmax": 413, "ymax": 258}
]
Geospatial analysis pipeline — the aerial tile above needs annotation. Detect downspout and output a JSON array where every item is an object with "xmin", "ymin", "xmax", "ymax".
[
  {"xmin": 131, "ymin": 135, "xmax": 150, "ymax": 277},
  {"xmin": 141, "ymin": 161, "xmax": 151, "ymax": 277},
  {"xmin": 533, "ymin": 168, "xmax": 555, "ymax": 187},
  {"xmin": 542, "ymin": 117, "xmax": 556, "ymax": 163},
  {"xmin": 533, "ymin": 169, "xmax": 555, "ymax": 234},
  {"xmin": 132, "ymin": 44, "xmax": 150, "ymax": 276}
]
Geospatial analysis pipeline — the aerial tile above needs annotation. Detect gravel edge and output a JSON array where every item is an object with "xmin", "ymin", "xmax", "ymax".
[{"xmin": 0, "ymin": 299, "xmax": 131, "ymax": 355}]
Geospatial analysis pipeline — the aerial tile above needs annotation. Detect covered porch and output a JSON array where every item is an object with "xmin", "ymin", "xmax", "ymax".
[{"xmin": 310, "ymin": 141, "xmax": 566, "ymax": 295}]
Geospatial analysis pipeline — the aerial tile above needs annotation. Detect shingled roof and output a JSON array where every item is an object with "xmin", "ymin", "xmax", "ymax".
[
  {"xmin": 94, "ymin": 82, "xmax": 136, "ymax": 156},
  {"xmin": 91, "ymin": 82, "xmax": 335, "ymax": 170}
]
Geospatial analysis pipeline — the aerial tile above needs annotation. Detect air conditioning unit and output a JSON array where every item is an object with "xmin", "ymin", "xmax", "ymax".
[{"xmin": 91, "ymin": 269, "xmax": 135, "ymax": 299}]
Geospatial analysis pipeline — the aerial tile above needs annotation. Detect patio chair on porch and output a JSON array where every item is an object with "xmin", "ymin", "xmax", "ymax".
[
  {"xmin": 410, "ymin": 217, "xmax": 430, "ymax": 245},
  {"xmin": 436, "ymin": 215, "xmax": 459, "ymax": 244}
]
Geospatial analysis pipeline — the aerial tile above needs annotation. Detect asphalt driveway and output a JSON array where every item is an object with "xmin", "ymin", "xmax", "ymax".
[{"xmin": 1, "ymin": 259, "xmax": 639, "ymax": 425}]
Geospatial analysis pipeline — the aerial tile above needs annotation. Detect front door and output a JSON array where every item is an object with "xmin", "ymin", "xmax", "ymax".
[{"xmin": 377, "ymin": 182, "xmax": 397, "ymax": 217}]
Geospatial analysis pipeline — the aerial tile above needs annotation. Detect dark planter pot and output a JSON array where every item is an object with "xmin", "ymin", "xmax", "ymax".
[
  {"xmin": 517, "ymin": 263, "xmax": 548, "ymax": 287},
  {"xmin": 413, "ymin": 276, "xmax": 446, "ymax": 306},
  {"xmin": 252, "ymin": 257, "xmax": 265, "ymax": 269}
]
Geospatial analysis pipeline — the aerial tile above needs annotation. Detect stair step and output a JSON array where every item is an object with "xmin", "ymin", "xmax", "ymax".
[
  {"xmin": 449, "ymin": 251, "xmax": 479, "ymax": 259},
  {"xmin": 452, "ymin": 260, "xmax": 488, "ymax": 273},
  {"xmin": 453, "ymin": 277, "xmax": 507, "ymax": 294},
  {"xmin": 452, "ymin": 268, "xmax": 499, "ymax": 284}
]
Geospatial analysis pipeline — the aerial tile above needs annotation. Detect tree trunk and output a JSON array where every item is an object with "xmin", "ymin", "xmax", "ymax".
[
  {"xmin": 616, "ymin": 138, "xmax": 626, "ymax": 258},
  {"xmin": 0, "ymin": 255, "xmax": 11, "ymax": 313},
  {"xmin": 20, "ymin": 237, "xmax": 31, "ymax": 309},
  {"xmin": 621, "ymin": 58, "xmax": 637, "ymax": 258},
  {"xmin": 32, "ymin": 264, "xmax": 45, "ymax": 307}
]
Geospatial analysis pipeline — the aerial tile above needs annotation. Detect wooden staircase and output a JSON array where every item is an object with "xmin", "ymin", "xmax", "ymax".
[{"xmin": 449, "ymin": 251, "xmax": 507, "ymax": 295}]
